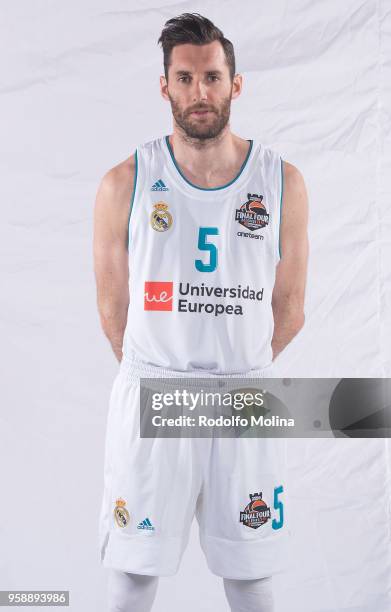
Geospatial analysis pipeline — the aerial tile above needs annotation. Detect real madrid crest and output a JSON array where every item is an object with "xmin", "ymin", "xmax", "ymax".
[
  {"xmin": 114, "ymin": 497, "xmax": 130, "ymax": 528},
  {"xmin": 150, "ymin": 201, "xmax": 173, "ymax": 232}
]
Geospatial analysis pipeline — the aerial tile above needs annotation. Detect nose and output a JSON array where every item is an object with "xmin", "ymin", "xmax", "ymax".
[{"xmin": 192, "ymin": 78, "xmax": 208, "ymax": 102}]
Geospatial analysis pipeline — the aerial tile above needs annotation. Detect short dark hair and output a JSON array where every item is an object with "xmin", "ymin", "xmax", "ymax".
[{"xmin": 157, "ymin": 13, "xmax": 236, "ymax": 82}]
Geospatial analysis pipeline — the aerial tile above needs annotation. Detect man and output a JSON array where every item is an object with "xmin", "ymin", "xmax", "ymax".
[{"xmin": 94, "ymin": 12, "xmax": 308, "ymax": 612}]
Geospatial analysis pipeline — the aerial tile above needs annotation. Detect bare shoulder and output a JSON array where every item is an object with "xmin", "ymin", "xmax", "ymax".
[
  {"xmin": 282, "ymin": 160, "xmax": 307, "ymax": 192},
  {"xmin": 94, "ymin": 153, "xmax": 136, "ymax": 247},
  {"xmin": 97, "ymin": 154, "xmax": 136, "ymax": 205},
  {"xmin": 281, "ymin": 160, "xmax": 308, "ymax": 220}
]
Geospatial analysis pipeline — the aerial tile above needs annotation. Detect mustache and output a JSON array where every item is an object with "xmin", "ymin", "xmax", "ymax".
[{"xmin": 187, "ymin": 106, "xmax": 216, "ymax": 114}]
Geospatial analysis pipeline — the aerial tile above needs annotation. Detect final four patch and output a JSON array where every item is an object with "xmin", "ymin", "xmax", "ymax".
[
  {"xmin": 240, "ymin": 492, "xmax": 271, "ymax": 529},
  {"xmin": 150, "ymin": 201, "xmax": 173, "ymax": 232},
  {"xmin": 114, "ymin": 498, "xmax": 130, "ymax": 528},
  {"xmin": 235, "ymin": 194, "xmax": 269, "ymax": 231}
]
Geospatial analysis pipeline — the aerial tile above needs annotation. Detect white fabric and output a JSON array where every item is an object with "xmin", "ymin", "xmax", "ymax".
[
  {"xmin": 223, "ymin": 576, "xmax": 274, "ymax": 612},
  {"xmin": 99, "ymin": 363, "xmax": 289, "ymax": 578},
  {"xmin": 1, "ymin": 2, "xmax": 390, "ymax": 612},
  {"xmin": 119, "ymin": 352, "xmax": 274, "ymax": 381},
  {"xmin": 123, "ymin": 136, "xmax": 281, "ymax": 374},
  {"xmin": 107, "ymin": 571, "xmax": 274, "ymax": 612},
  {"xmin": 108, "ymin": 570, "xmax": 159, "ymax": 612}
]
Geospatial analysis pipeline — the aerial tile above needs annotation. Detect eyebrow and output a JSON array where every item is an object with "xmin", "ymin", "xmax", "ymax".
[{"xmin": 175, "ymin": 69, "xmax": 223, "ymax": 76}]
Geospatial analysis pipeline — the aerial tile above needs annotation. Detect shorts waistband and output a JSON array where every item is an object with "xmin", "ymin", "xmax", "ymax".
[{"xmin": 119, "ymin": 354, "xmax": 273, "ymax": 387}]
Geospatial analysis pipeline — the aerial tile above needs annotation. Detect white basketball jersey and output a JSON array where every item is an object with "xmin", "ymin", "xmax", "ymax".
[{"xmin": 122, "ymin": 135, "xmax": 283, "ymax": 374}]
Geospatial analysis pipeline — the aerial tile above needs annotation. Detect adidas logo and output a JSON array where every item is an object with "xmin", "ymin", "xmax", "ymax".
[
  {"xmin": 151, "ymin": 179, "xmax": 169, "ymax": 191},
  {"xmin": 137, "ymin": 517, "xmax": 155, "ymax": 531}
]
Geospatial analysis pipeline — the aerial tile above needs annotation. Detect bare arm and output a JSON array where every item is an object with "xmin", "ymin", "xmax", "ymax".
[
  {"xmin": 93, "ymin": 155, "xmax": 135, "ymax": 362},
  {"xmin": 271, "ymin": 161, "xmax": 309, "ymax": 360}
]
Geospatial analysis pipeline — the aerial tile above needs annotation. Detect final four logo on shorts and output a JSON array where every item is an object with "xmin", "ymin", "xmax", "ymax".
[
  {"xmin": 150, "ymin": 201, "xmax": 173, "ymax": 232},
  {"xmin": 235, "ymin": 194, "xmax": 269, "ymax": 232},
  {"xmin": 114, "ymin": 498, "xmax": 130, "ymax": 528},
  {"xmin": 239, "ymin": 492, "xmax": 271, "ymax": 529}
]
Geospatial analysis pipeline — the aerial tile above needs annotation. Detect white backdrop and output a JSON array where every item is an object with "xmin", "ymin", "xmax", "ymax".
[{"xmin": 1, "ymin": 1, "xmax": 390, "ymax": 611}]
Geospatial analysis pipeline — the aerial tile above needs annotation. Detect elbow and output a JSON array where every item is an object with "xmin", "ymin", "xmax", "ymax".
[
  {"xmin": 295, "ymin": 310, "xmax": 305, "ymax": 332},
  {"xmin": 288, "ymin": 304, "xmax": 305, "ymax": 335},
  {"xmin": 273, "ymin": 294, "xmax": 305, "ymax": 329}
]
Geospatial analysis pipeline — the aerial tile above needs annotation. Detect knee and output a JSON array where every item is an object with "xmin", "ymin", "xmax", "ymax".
[
  {"xmin": 223, "ymin": 576, "xmax": 274, "ymax": 612},
  {"xmin": 107, "ymin": 570, "xmax": 159, "ymax": 612}
]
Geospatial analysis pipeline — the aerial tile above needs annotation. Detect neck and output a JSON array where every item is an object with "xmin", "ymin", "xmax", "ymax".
[
  {"xmin": 172, "ymin": 122, "xmax": 232, "ymax": 151},
  {"xmin": 168, "ymin": 127, "xmax": 247, "ymax": 183}
]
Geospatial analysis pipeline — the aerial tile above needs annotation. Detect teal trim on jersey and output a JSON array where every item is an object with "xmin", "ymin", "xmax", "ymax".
[
  {"xmin": 165, "ymin": 135, "xmax": 253, "ymax": 191},
  {"xmin": 128, "ymin": 149, "xmax": 138, "ymax": 248},
  {"xmin": 278, "ymin": 157, "xmax": 284, "ymax": 259}
]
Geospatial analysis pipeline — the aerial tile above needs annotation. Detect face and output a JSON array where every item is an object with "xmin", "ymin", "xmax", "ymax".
[{"xmin": 160, "ymin": 40, "xmax": 242, "ymax": 141}]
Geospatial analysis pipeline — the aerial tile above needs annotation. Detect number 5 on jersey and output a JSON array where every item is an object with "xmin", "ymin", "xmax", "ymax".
[{"xmin": 195, "ymin": 227, "xmax": 219, "ymax": 272}]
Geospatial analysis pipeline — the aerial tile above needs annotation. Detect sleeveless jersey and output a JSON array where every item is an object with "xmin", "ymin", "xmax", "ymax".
[{"xmin": 121, "ymin": 135, "xmax": 283, "ymax": 374}]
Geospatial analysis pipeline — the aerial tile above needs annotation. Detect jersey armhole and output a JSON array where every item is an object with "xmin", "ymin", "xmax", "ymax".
[
  {"xmin": 127, "ymin": 149, "xmax": 138, "ymax": 249},
  {"xmin": 278, "ymin": 156, "xmax": 284, "ymax": 261}
]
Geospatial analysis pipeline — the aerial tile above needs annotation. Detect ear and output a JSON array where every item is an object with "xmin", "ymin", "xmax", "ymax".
[
  {"xmin": 160, "ymin": 75, "xmax": 169, "ymax": 101},
  {"xmin": 231, "ymin": 73, "xmax": 243, "ymax": 100}
]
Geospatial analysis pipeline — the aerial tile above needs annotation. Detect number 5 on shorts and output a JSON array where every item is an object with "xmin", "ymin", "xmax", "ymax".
[{"xmin": 272, "ymin": 484, "xmax": 284, "ymax": 530}]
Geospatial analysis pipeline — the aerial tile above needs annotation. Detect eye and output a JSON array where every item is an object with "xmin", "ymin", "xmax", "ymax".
[
  {"xmin": 178, "ymin": 76, "xmax": 191, "ymax": 82},
  {"xmin": 208, "ymin": 75, "xmax": 219, "ymax": 81}
]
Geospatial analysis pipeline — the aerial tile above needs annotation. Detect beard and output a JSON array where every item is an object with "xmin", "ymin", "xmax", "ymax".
[{"xmin": 168, "ymin": 93, "xmax": 232, "ymax": 141}]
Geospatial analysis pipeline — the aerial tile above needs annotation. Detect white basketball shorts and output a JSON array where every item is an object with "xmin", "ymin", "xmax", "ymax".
[{"xmin": 98, "ymin": 355, "xmax": 290, "ymax": 579}]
